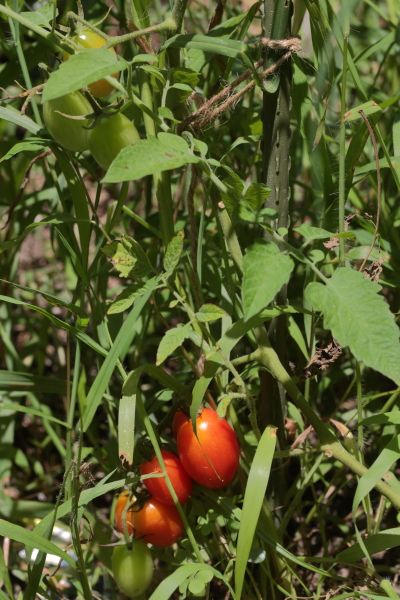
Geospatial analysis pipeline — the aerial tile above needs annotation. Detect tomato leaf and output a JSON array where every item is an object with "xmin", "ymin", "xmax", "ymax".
[
  {"xmin": 164, "ymin": 230, "xmax": 184, "ymax": 275},
  {"xmin": 196, "ymin": 303, "xmax": 226, "ymax": 322},
  {"xmin": 102, "ymin": 133, "xmax": 200, "ymax": 183},
  {"xmin": 156, "ymin": 323, "xmax": 192, "ymax": 366},
  {"xmin": 42, "ymin": 49, "xmax": 127, "ymax": 102},
  {"xmin": 242, "ymin": 241, "xmax": 294, "ymax": 320},
  {"xmin": 305, "ymin": 267, "xmax": 400, "ymax": 385}
]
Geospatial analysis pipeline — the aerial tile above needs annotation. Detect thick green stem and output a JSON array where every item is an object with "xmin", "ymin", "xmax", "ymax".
[{"xmin": 172, "ymin": 0, "xmax": 189, "ymax": 32}]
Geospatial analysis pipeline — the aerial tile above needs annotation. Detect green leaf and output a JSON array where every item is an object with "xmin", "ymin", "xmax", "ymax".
[
  {"xmin": 0, "ymin": 370, "xmax": 66, "ymax": 395},
  {"xmin": 196, "ymin": 303, "xmax": 226, "ymax": 322},
  {"xmin": 305, "ymin": 267, "xmax": 400, "ymax": 385},
  {"xmin": 363, "ymin": 411, "xmax": 400, "ymax": 427},
  {"xmin": 162, "ymin": 34, "xmax": 247, "ymax": 58},
  {"xmin": 103, "ymin": 236, "xmax": 153, "ymax": 279},
  {"xmin": 20, "ymin": 3, "xmax": 57, "ymax": 27},
  {"xmin": 82, "ymin": 277, "xmax": 159, "ymax": 431},
  {"xmin": 337, "ymin": 527, "xmax": 400, "ymax": 563},
  {"xmin": 118, "ymin": 370, "xmax": 142, "ymax": 468},
  {"xmin": 164, "ymin": 230, "xmax": 184, "ymax": 275},
  {"xmin": 235, "ymin": 427, "xmax": 277, "ymax": 599},
  {"xmin": 107, "ymin": 285, "xmax": 141, "ymax": 315},
  {"xmin": 0, "ymin": 139, "xmax": 47, "ymax": 163},
  {"xmin": 42, "ymin": 49, "xmax": 126, "ymax": 101},
  {"xmin": 156, "ymin": 323, "xmax": 192, "ymax": 365},
  {"xmin": 344, "ymin": 100, "xmax": 382, "ymax": 122},
  {"xmin": 0, "ymin": 520, "xmax": 74, "ymax": 567},
  {"xmin": 149, "ymin": 563, "xmax": 233, "ymax": 600},
  {"xmin": 0, "ymin": 400, "xmax": 68, "ymax": 428},
  {"xmin": 242, "ymin": 242, "xmax": 294, "ymax": 320},
  {"xmin": 0, "ymin": 106, "xmax": 40, "ymax": 134},
  {"xmin": 103, "ymin": 133, "xmax": 199, "ymax": 183},
  {"xmin": 353, "ymin": 434, "xmax": 400, "ymax": 513},
  {"xmin": 294, "ymin": 224, "xmax": 334, "ymax": 240}
]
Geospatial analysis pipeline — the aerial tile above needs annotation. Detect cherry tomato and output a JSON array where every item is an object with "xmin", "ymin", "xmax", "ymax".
[
  {"xmin": 42, "ymin": 92, "xmax": 91, "ymax": 152},
  {"xmin": 65, "ymin": 29, "xmax": 119, "ymax": 98},
  {"xmin": 140, "ymin": 450, "xmax": 192, "ymax": 506},
  {"xmin": 115, "ymin": 493, "xmax": 184, "ymax": 547},
  {"xmin": 176, "ymin": 408, "xmax": 240, "ymax": 489},
  {"xmin": 112, "ymin": 541, "xmax": 153, "ymax": 599},
  {"xmin": 88, "ymin": 112, "xmax": 140, "ymax": 169},
  {"xmin": 133, "ymin": 498, "xmax": 184, "ymax": 547}
]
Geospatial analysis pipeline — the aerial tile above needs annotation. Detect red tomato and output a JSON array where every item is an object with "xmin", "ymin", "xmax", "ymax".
[
  {"xmin": 140, "ymin": 450, "xmax": 192, "ymax": 506},
  {"xmin": 176, "ymin": 408, "xmax": 240, "ymax": 489},
  {"xmin": 133, "ymin": 499, "xmax": 184, "ymax": 547},
  {"xmin": 114, "ymin": 493, "xmax": 184, "ymax": 547}
]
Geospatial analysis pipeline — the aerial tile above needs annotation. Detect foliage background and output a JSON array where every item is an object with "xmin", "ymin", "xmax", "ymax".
[{"xmin": 1, "ymin": 0, "xmax": 400, "ymax": 598}]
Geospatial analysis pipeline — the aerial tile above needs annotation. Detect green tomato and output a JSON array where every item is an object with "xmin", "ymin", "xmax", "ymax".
[
  {"xmin": 112, "ymin": 542, "xmax": 153, "ymax": 599},
  {"xmin": 88, "ymin": 112, "xmax": 140, "ymax": 170},
  {"xmin": 42, "ymin": 92, "xmax": 92, "ymax": 152}
]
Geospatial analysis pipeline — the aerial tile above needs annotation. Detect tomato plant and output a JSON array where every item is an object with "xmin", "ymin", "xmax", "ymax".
[
  {"xmin": 65, "ymin": 29, "xmax": 118, "ymax": 98},
  {"xmin": 42, "ymin": 92, "xmax": 92, "ymax": 152},
  {"xmin": 176, "ymin": 408, "xmax": 240, "ymax": 489},
  {"xmin": 88, "ymin": 112, "xmax": 140, "ymax": 169},
  {"xmin": 140, "ymin": 450, "xmax": 192, "ymax": 505},
  {"xmin": 111, "ymin": 541, "xmax": 153, "ymax": 599}
]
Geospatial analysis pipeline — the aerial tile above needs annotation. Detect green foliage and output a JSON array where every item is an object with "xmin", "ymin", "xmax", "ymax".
[
  {"xmin": 1, "ymin": 0, "xmax": 400, "ymax": 598},
  {"xmin": 306, "ymin": 268, "xmax": 400, "ymax": 385},
  {"xmin": 242, "ymin": 241, "xmax": 294, "ymax": 319}
]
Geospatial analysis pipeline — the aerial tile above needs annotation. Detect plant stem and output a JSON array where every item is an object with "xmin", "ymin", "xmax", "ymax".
[
  {"xmin": 0, "ymin": 4, "xmax": 55, "ymax": 41},
  {"xmin": 138, "ymin": 71, "xmax": 174, "ymax": 244},
  {"xmin": 172, "ymin": 0, "xmax": 189, "ymax": 32},
  {"xmin": 67, "ymin": 11, "xmax": 176, "ymax": 47},
  {"xmin": 8, "ymin": 6, "xmax": 42, "ymax": 126},
  {"xmin": 338, "ymin": 34, "xmax": 348, "ymax": 265}
]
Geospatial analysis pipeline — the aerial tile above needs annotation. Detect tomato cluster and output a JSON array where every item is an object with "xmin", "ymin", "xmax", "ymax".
[
  {"xmin": 114, "ymin": 408, "xmax": 240, "ymax": 543},
  {"xmin": 42, "ymin": 29, "xmax": 139, "ymax": 169}
]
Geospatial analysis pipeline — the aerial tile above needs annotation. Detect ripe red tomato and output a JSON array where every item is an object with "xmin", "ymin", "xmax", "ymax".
[
  {"xmin": 132, "ymin": 498, "xmax": 184, "ymax": 547},
  {"xmin": 112, "ymin": 541, "xmax": 153, "ymax": 598},
  {"xmin": 88, "ymin": 112, "xmax": 140, "ymax": 169},
  {"xmin": 42, "ymin": 91, "xmax": 91, "ymax": 152},
  {"xmin": 140, "ymin": 450, "xmax": 192, "ymax": 506},
  {"xmin": 114, "ymin": 494, "xmax": 184, "ymax": 547},
  {"xmin": 65, "ymin": 29, "xmax": 119, "ymax": 98},
  {"xmin": 176, "ymin": 408, "xmax": 240, "ymax": 489}
]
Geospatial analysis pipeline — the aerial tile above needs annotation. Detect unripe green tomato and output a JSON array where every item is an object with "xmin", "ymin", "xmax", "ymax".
[
  {"xmin": 43, "ymin": 92, "xmax": 91, "ymax": 152},
  {"xmin": 88, "ymin": 112, "xmax": 140, "ymax": 170},
  {"xmin": 112, "ymin": 542, "xmax": 153, "ymax": 599}
]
